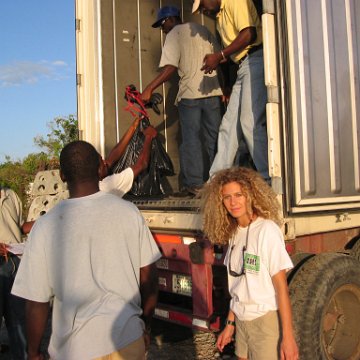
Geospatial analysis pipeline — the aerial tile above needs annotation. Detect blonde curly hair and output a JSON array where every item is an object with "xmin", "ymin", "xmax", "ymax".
[{"xmin": 200, "ymin": 167, "xmax": 282, "ymax": 245}]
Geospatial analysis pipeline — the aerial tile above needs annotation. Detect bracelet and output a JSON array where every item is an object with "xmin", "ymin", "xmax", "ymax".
[
  {"xmin": 220, "ymin": 50, "xmax": 226, "ymax": 61},
  {"xmin": 226, "ymin": 319, "xmax": 235, "ymax": 326}
]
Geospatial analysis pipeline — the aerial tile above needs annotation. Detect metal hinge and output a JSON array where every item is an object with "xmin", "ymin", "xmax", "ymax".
[
  {"xmin": 76, "ymin": 74, "xmax": 82, "ymax": 86},
  {"xmin": 75, "ymin": 18, "xmax": 81, "ymax": 31}
]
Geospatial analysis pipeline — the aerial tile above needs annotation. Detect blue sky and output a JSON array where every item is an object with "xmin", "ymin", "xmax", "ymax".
[{"xmin": 0, "ymin": 1, "xmax": 76, "ymax": 163}]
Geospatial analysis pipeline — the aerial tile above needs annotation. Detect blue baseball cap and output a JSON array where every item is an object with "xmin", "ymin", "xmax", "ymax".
[{"xmin": 152, "ymin": 6, "xmax": 180, "ymax": 28}]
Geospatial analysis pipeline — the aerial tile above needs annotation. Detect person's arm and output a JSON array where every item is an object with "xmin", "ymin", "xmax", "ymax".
[
  {"xmin": 216, "ymin": 309, "xmax": 236, "ymax": 352},
  {"xmin": 141, "ymin": 65, "xmax": 177, "ymax": 103},
  {"xmin": 130, "ymin": 126, "xmax": 157, "ymax": 178},
  {"xmin": 272, "ymin": 270, "xmax": 299, "ymax": 360},
  {"xmin": 202, "ymin": 27, "xmax": 257, "ymax": 73},
  {"xmin": 140, "ymin": 262, "xmax": 159, "ymax": 350},
  {"xmin": 26, "ymin": 300, "xmax": 50, "ymax": 360},
  {"xmin": 22, "ymin": 220, "xmax": 35, "ymax": 234},
  {"xmin": 105, "ymin": 117, "xmax": 141, "ymax": 170},
  {"xmin": 217, "ymin": 61, "xmax": 233, "ymax": 104}
]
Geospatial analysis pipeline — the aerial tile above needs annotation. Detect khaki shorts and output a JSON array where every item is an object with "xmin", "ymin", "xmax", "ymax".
[
  {"xmin": 235, "ymin": 310, "xmax": 280, "ymax": 360},
  {"xmin": 93, "ymin": 336, "xmax": 146, "ymax": 360}
]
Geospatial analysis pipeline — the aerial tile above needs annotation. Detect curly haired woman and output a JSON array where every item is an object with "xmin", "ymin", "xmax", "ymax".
[{"xmin": 201, "ymin": 167, "xmax": 298, "ymax": 360}]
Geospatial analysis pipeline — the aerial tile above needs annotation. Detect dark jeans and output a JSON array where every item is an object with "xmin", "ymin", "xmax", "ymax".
[
  {"xmin": 177, "ymin": 96, "xmax": 222, "ymax": 188},
  {"xmin": 0, "ymin": 254, "xmax": 27, "ymax": 359}
]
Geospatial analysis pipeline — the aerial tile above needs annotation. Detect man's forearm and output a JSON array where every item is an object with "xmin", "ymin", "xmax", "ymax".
[
  {"xmin": 140, "ymin": 263, "xmax": 159, "ymax": 329},
  {"xmin": 105, "ymin": 118, "xmax": 141, "ymax": 169},
  {"xmin": 221, "ymin": 27, "xmax": 257, "ymax": 58},
  {"xmin": 147, "ymin": 65, "xmax": 177, "ymax": 92},
  {"xmin": 202, "ymin": 27, "xmax": 257, "ymax": 73},
  {"xmin": 131, "ymin": 135, "xmax": 153, "ymax": 178},
  {"xmin": 26, "ymin": 300, "xmax": 50, "ymax": 356}
]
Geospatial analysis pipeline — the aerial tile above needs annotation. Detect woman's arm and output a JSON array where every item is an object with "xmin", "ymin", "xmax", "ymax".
[
  {"xmin": 216, "ymin": 309, "xmax": 236, "ymax": 352},
  {"xmin": 272, "ymin": 270, "xmax": 299, "ymax": 360}
]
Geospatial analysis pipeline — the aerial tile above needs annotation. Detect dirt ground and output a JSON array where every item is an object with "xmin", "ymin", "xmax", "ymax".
[{"xmin": 1, "ymin": 319, "xmax": 236, "ymax": 360}]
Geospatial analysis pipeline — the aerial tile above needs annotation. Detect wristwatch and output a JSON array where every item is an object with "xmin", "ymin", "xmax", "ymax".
[{"xmin": 226, "ymin": 319, "xmax": 236, "ymax": 326}]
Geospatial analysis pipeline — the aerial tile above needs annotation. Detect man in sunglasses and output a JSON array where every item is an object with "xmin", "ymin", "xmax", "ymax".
[
  {"xmin": 141, "ymin": 5, "xmax": 223, "ymax": 197},
  {"xmin": 192, "ymin": 0, "xmax": 269, "ymax": 183}
]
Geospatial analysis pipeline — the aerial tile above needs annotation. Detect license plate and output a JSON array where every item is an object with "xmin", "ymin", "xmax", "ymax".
[
  {"xmin": 172, "ymin": 274, "xmax": 192, "ymax": 296},
  {"xmin": 156, "ymin": 258, "xmax": 169, "ymax": 269},
  {"xmin": 155, "ymin": 308, "xmax": 169, "ymax": 319}
]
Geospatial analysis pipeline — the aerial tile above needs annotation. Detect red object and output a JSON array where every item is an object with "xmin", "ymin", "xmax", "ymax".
[
  {"xmin": 123, "ymin": 85, "xmax": 149, "ymax": 119},
  {"xmin": 0, "ymin": 243, "xmax": 9, "ymax": 262}
]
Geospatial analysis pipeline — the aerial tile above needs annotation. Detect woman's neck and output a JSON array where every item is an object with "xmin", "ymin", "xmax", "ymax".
[{"xmin": 237, "ymin": 214, "xmax": 257, "ymax": 228}]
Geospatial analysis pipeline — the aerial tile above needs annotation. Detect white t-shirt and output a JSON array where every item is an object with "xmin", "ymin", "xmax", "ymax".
[
  {"xmin": 224, "ymin": 217, "xmax": 293, "ymax": 321},
  {"xmin": 99, "ymin": 167, "xmax": 134, "ymax": 197},
  {"xmin": 12, "ymin": 191, "xmax": 161, "ymax": 359},
  {"xmin": 160, "ymin": 22, "xmax": 223, "ymax": 104}
]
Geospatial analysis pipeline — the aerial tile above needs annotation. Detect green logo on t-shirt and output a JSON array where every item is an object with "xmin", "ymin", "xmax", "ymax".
[{"xmin": 244, "ymin": 253, "xmax": 260, "ymax": 273}]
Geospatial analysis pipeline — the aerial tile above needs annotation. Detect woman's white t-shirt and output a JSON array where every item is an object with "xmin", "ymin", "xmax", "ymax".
[{"xmin": 224, "ymin": 217, "xmax": 293, "ymax": 321}]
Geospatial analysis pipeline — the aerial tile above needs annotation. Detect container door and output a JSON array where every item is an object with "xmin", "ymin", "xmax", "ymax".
[{"xmin": 283, "ymin": 0, "xmax": 360, "ymax": 212}]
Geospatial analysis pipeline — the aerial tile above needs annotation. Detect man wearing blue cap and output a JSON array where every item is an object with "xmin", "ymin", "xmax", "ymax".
[{"xmin": 141, "ymin": 5, "xmax": 223, "ymax": 196}]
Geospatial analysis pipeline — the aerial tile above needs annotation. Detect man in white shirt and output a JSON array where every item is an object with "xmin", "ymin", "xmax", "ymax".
[
  {"xmin": 12, "ymin": 140, "xmax": 161, "ymax": 360},
  {"xmin": 141, "ymin": 6, "xmax": 223, "ymax": 195}
]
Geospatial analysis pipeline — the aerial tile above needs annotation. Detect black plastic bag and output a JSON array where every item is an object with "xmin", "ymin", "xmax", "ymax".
[{"xmin": 112, "ymin": 118, "xmax": 174, "ymax": 196}]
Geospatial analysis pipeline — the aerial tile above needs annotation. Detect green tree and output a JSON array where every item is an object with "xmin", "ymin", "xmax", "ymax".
[
  {"xmin": 0, "ymin": 114, "xmax": 78, "ymax": 215},
  {"xmin": 0, "ymin": 158, "xmax": 32, "ymax": 207},
  {"xmin": 34, "ymin": 114, "xmax": 78, "ymax": 158}
]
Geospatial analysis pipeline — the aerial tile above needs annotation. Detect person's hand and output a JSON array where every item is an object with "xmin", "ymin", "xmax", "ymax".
[
  {"xmin": 201, "ymin": 53, "xmax": 222, "ymax": 74},
  {"xmin": 221, "ymin": 86, "xmax": 232, "ymax": 104},
  {"xmin": 28, "ymin": 353, "xmax": 45, "ymax": 360},
  {"xmin": 143, "ymin": 330, "xmax": 151, "ymax": 351},
  {"xmin": 143, "ymin": 126, "xmax": 157, "ymax": 139},
  {"xmin": 140, "ymin": 87, "xmax": 153, "ymax": 103},
  {"xmin": 280, "ymin": 336, "xmax": 299, "ymax": 360},
  {"xmin": 221, "ymin": 94, "xmax": 230, "ymax": 105},
  {"xmin": 0, "ymin": 243, "xmax": 9, "ymax": 258},
  {"xmin": 216, "ymin": 325, "xmax": 235, "ymax": 352}
]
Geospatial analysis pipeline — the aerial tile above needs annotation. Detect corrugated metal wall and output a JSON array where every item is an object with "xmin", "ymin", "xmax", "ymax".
[{"xmin": 283, "ymin": 0, "xmax": 360, "ymax": 210}]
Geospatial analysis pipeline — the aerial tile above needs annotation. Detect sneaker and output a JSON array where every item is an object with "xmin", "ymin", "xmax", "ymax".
[
  {"xmin": 168, "ymin": 189, "xmax": 194, "ymax": 198},
  {"xmin": 185, "ymin": 186, "xmax": 202, "ymax": 196},
  {"xmin": 0, "ymin": 344, "xmax": 10, "ymax": 353}
]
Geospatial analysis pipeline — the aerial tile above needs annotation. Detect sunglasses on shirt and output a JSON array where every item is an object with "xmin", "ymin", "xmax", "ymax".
[
  {"xmin": 228, "ymin": 221, "xmax": 252, "ymax": 277},
  {"xmin": 228, "ymin": 244, "xmax": 246, "ymax": 277}
]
